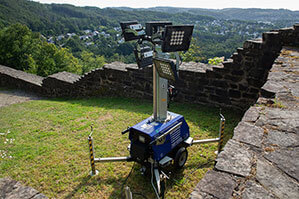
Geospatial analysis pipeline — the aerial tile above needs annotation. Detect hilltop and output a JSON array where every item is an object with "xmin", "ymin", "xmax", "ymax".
[{"xmin": 116, "ymin": 7, "xmax": 299, "ymax": 22}]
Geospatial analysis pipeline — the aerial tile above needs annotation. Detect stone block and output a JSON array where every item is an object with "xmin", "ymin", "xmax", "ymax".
[
  {"xmin": 233, "ymin": 122, "xmax": 264, "ymax": 148},
  {"xmin": 264, "ymin": 130, "xmax": 299, "ymax": 148},
  {"xmin": 196, "ymin": 78, "xmax": 210, "ymax": 86},
  {"xmin": 229, "ymin": 83, "xmax": 238, "ymax": 89},
  {"xmin": 247, "ymin": 78, "xmax": 265, "ymax": 88},
  {"xmin": 209, "ymin": 94, "xmax": 231, "ymax": 105},
  {"xmin": 231, "ymin": 69, "xmax": 244, "ymax": 76},
  {"xmin": 256, "ymin": 109, "xmax": 299, "ymax": 134},
  {"xmin": 241, "ymin": 106, "xmax": 262, "ymax": 122},
  {"xmin": 264, "ymin": 148, "xmax": 299, "ymax": 181},
  {"xmin": 242, "ymin": 92, "xmax": 258, "ymax": 100},
  {"xmin": 0, "ymin": 178, "xmax": 48, "ymax": 199},
  {"xmin": 248, "ymin": 87, "xmax": 259, "ymax": 94},
  {"xmin": 222, "ymin": 60, "xmax": 238, "ymax": 70},
  {"xmin": 205, "ymin": 70, "xmax": 222, "ymax": 79},
  {"xmin": 243, "ymin": 40, "xmax": 263, "ymax": 50},
  {"xmin": 191, "ymin": 170, "xmax": 237, "ymax": 199},
  {"xmin": 224, "ymin": 74, "xmax": 243, "ymax": 82},
  {"xmin": 241, "ymin": 180, "xmax": 277, "ymax": 199},
  {"xmin": 215, "ymin": 89, "xmax": 228, "ymax": 97},
  {"xmin": 215, "ymin": 139, "xmax": 253, "ymax": 177},
  {"xmin": 256, "ymin": 158, "xmax": 299, "ymax": 199},
  {"xmin": 229, "ymin": 89, "xmax": 241, "ymax": 98},
  {"xmin": 238, "ymin": 84, "xmax": 249, "ymax": 92},
  {"xmin": 262, "ymin": 32, "xmax": 281, "ymax": 48}
]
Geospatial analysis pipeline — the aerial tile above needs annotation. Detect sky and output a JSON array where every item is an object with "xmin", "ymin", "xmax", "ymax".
[{"xmin": 32, "ymin": 0, "xmax": 299, "ymax": 11}]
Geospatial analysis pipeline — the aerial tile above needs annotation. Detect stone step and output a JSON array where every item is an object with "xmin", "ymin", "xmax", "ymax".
[{"xmin": 243, "ymin": 39, "xmax": 263, "ymax": 49}]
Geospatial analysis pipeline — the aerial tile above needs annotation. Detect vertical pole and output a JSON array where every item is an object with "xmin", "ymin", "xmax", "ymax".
[
  {"xmin": 88, "ymin": 135, "xmax": 97, "ymax": 176},
  {"xmin": 153, "ymin": 63, "xmax": 158, "ymax": 121},
  {"xmin": 125, "ymin": 186, "xmax": 133, "ymax": 199},
  {"xmin": 217, "ymin": 114, "xmax": 225, "ymax": 155}
]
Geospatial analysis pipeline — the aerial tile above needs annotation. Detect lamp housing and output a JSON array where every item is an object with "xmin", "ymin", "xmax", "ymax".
[
  {"xmin": 120, "ymin": 21, "xmax": 146, "ymax": 41},
  {"xmin": 153, "ymin": 57, "xmax": 178, "ymax": 81},
  {"xmin": 162, "ymin": 25, "xmax": 194, "ymax": 52}
]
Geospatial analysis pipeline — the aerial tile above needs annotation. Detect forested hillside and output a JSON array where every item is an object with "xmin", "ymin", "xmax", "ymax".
[
  {"xmin": 0, "ymin": 0, "xmax": 296, "ymax": 76},
  {"xmin": 124, "ymin": 7, "xmax": 299, "ymax": 23}
]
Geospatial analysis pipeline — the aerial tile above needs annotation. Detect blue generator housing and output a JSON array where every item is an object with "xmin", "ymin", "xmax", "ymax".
[{"xmin": 128, "ymin": 112, "xmax": 190, "ymax": 163}]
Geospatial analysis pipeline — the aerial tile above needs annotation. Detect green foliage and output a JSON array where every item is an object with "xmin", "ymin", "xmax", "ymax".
[
  {"xmin": 0, "ymin": 23, "xmax": 39, "ymax": 71},
  {"xmin": 64, "ymin": 36, "xmax": 85, "ymax": 56},
  {"xmin": 208, "ymin": 57, "xmax": 224, "ymax": 65},
  {"xmin": 31, "ymin": 43, "xmax": 82, "ymax": 76},
  {"xmin": 80, "ymin": 51, "xmax": 105, "ymax": 74},
  {"xmin": 180, "ymin": 39, "xmax": 204, "ymax": 62},
  {"xmin": 0, "ymin": 23, "xmax": 82, "ymax": 76}
]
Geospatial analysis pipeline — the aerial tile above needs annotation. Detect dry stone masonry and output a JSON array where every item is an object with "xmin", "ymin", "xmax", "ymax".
[
  {"xmin": 190, "ymin": 47, "xmax": 299, "ymax": 199},
  {"xmin": 0, "ymin": 178, "xmax": 47, "ymax": 199},
  {"xmin": 1, "ymin": 24, "xmax": 298, "ymax": 110}
]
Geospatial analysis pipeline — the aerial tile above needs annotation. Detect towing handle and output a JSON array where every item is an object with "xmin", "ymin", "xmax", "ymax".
[{"xmin": 121, "ymin": 127, "xmax": 131, "ymax": 135}]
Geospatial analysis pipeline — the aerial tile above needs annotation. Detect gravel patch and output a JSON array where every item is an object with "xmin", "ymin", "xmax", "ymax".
[{"xmin": 0, "ymin": 88, "xmax": 42, "ymax": 108}]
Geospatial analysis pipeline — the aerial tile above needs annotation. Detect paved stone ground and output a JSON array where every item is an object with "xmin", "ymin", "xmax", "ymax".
[
  {"xmin": 190, "ymin": 47, "xmax": 299, "ymax": 199},
  {"xmin": 0, "ymin": 178, "xmax": 47, "ymax": 199},
  {"xmin": 0, "ymin": 88, "xmax": 42, "ymax": 108}
]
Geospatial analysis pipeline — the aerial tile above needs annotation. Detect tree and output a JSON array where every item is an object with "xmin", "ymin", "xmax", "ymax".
[
  {"xmin": 80, "ymin": 51, "xmax": 105, "ymax": 74},
  {"xmin": 31, "ymin": 43, "xmax": 82, "ymax": 76},
  {"xmin": 0, "ymin": 23, "xmax": 39, "ymax": 70},
  {"xmin": 179, "ymin": 38, "xmax": 204, "ymax": 62},
  {"xmin": 0, "ymin": 23, "xmax": 82, "ymax": 76}
]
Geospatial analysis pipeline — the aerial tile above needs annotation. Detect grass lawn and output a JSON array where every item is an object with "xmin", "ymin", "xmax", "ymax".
[{"xmin": 0, "ymin": 97, "xmax": 243, "ymax": 198}]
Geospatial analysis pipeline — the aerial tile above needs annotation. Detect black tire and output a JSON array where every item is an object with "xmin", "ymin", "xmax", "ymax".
[{"xmin": 174, "ymin": 147, "xmax": 188, "ymax": 169}]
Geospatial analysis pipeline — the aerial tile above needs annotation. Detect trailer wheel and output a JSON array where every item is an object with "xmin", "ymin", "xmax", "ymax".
[{"xmin": 174, "ymin": 147, "xmax": 188, "ymax": 169}]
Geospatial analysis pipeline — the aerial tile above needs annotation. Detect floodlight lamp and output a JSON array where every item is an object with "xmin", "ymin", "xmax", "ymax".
[
  {"xmin": 145, "ymin": 21, "xmax": 172, "ymax": 44},
  {"xmin": 162, "ymin": 25, "xmax": 194, "ymax": 52},
  {"xmin": 145, "ymin": 21, "xmax": 172, "ymax": 36},
  {"xmin": 153, "ymin": 57, "xmax": 178, "ymax": 81},
  {"xmin": 134, "ymin": 43, "xmax": 154, "ymax": 68},
  {"xmin": 120, "ymin": 21, "xmax": 146, "ymax": 41}
]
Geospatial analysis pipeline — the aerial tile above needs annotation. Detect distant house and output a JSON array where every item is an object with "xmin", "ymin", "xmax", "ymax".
[
  {"xmin": 57, "ymin": 35, "xmax": 64, "ymax": 40},
  {"xmin": 47, "ymin": 37, "xmax": 55, "ymax": 44},
  {"xmin": 100, "ymin": 31, "xmax": 110, "ymax": 38},
  {"xmin": 92, "ymin": 31, "xmax": 99, "ymax": 36},
  {"xmin": 66, "ymin": 33, "xmax": 76, "ymax": 38},
  {"xmin": 114, "ymin": 27, "xmax": 121, "ymax": 32},
  {"xmin": 40, "ymin": 35, "xmax": 47, "ymax": 40},
  {"xmin": 118, "ymin": 38, "xmax": 124, "ymax": 44},
  {"xmin": 84, "ymin": 29, "xmax": 92, "ymax": 34},
  {"xmin": 80, "ymin": 35, "xmax": 89, "ymax": 40},
  {"xmin": 85, "ymin": 42, "xmax": 94, "ymax": 46}
]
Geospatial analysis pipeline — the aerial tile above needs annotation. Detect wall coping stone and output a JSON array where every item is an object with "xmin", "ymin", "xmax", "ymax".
[
  {"xmin": 47, "ymin": 71, "xmax": 80, "ymax": 84},
  {"xmin": 0, "ymin": 64, "xmax": 44, "ymax": 86}
]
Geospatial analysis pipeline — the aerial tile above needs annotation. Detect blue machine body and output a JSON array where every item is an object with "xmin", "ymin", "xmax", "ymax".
[{"xmin": 129, "ymin": 112, "xmax": 190, "ymax": 162}]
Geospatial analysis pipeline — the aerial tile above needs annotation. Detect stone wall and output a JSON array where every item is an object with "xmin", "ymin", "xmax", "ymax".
[
  {"xmin": 0, "ymin": 24, "xmax": 298, "ymax": 110},
  {"xmin": 190, "ymin": 47, "xmax": 299, "ymax": 199},
  {"xmin": 0, "ymin": 65, "xmax": 44, "ymax": 94},
  {"xmin": 42, "ymin": 71, "xmax": 81, "ymax": 97}
]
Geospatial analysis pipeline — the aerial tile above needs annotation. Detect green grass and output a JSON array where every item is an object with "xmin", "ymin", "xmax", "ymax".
[{"xmin": 0, "ymin": 97, "xmax": 243, "ymax": 198}]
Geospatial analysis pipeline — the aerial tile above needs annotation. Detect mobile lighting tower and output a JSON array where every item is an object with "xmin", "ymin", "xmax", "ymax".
[{"xmin": 87, "ymin": 21, "xmax": 226, "ymax": 198}]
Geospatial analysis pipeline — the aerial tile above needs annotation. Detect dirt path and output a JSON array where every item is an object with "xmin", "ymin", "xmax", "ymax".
[{"xmin": 0, "ymin": 88, "xmax": 42, "ymax": 108}]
